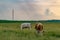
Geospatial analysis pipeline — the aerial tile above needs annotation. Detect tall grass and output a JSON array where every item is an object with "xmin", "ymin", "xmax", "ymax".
[{"xmin": 0, "ymin": 22, "xmax": 60, "ymax": 40}]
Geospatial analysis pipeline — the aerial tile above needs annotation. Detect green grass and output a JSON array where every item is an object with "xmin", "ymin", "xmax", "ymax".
[{"xmin": 0, "ymin": 22, "xmax": 60, "ymax": 40}]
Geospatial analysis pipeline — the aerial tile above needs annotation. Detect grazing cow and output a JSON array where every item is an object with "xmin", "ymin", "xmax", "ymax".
[
  {"xmin": 21, "ymin": 23, "xmax": 31, "ymax": 30},
  {"xmin": 35, "ymin": 23, "xmax": 44, "ymax": 36}
]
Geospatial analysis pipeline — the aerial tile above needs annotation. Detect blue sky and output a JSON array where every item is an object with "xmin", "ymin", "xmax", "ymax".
[{"xmin": 0, "ymin": 0, "xmax": 60, "ymax": 20}]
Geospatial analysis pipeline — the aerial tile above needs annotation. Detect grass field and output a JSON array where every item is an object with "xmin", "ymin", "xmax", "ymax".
[{"xmin": 0, "ymin": 22, "xmax": 60, "ymax": 40}]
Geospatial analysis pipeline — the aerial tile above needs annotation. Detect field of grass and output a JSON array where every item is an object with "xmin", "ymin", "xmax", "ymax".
[{"xmin": 0, "ymin": 22, "xmax": 60, "ymax": 40}]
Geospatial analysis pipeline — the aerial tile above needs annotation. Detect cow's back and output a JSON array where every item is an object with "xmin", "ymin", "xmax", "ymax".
[
  {"xmin": 35, "ymin": 23, "xmax": 43, "ymax": 31},
  {"xmin": 21, "ymin": 23, "xmax": 31, "ymax": 27}
]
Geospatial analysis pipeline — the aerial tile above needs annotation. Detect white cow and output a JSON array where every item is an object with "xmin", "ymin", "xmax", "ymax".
[{"xmin": 21, "ymin": 23, "xmax": 31, "ymax": 30}]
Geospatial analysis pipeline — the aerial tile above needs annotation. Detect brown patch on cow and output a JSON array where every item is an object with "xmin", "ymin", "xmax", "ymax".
[{"xmin": 35, "ymin": 23, "xmax": 43, "ymax": 31}]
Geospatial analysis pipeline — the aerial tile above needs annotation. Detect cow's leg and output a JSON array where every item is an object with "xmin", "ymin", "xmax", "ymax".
[
  {"xmin": 29, "ymin": 27, "xmax": 31, "ymax": 30},
  {"xmin": 21, "ymin": 25, "xmax": 23, "ymax": 30},
  {"xmin": 39, "ymin": 30, "xmax": 43, "ymax": 36},
  {"xmin": 37, "ymin": 30, "xmax": 40, "ymax": 34},
  {"xmin": 36, "ymin": 30, "xmax": 39, "ymax": 34}
]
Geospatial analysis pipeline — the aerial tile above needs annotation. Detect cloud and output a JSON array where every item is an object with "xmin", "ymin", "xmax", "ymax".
[{"xmin": 0, "ymin": 0, "xmax": 60, "ymax": 20}]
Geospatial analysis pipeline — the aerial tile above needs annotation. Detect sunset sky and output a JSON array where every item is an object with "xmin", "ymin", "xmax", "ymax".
[{"xmin": 0, "ymin": 0, "xmax": 60, "ymax": 20}]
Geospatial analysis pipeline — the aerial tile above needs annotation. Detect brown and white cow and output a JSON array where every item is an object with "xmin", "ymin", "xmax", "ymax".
[{"xmin": 35, "ymin": 23, "xmax": 44, "ymax": 35}]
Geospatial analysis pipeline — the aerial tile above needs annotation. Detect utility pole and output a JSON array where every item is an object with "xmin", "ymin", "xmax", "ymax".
[{"xmin": 12, "ymin": 9, "xmax": 14, "ymax": 20}]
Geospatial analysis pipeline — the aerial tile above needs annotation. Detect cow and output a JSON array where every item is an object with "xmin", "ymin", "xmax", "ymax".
[
  {"xmin": 35, "ymin": 23, "xmax": 44, "ymax": 36},
  {"xmin": 21, "ymin": 23, "xmax": 31, "ymax": 30}
]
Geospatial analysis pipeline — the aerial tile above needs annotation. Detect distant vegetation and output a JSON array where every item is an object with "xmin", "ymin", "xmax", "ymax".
[{"xmin": 0, "ymin": 20, "xmax": 60, "ymax": 23}]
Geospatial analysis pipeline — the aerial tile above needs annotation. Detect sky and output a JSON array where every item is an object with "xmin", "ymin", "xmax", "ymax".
[{"xmin": 0, "ymin": 0, "xmax": 60, "ymax": 20}]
